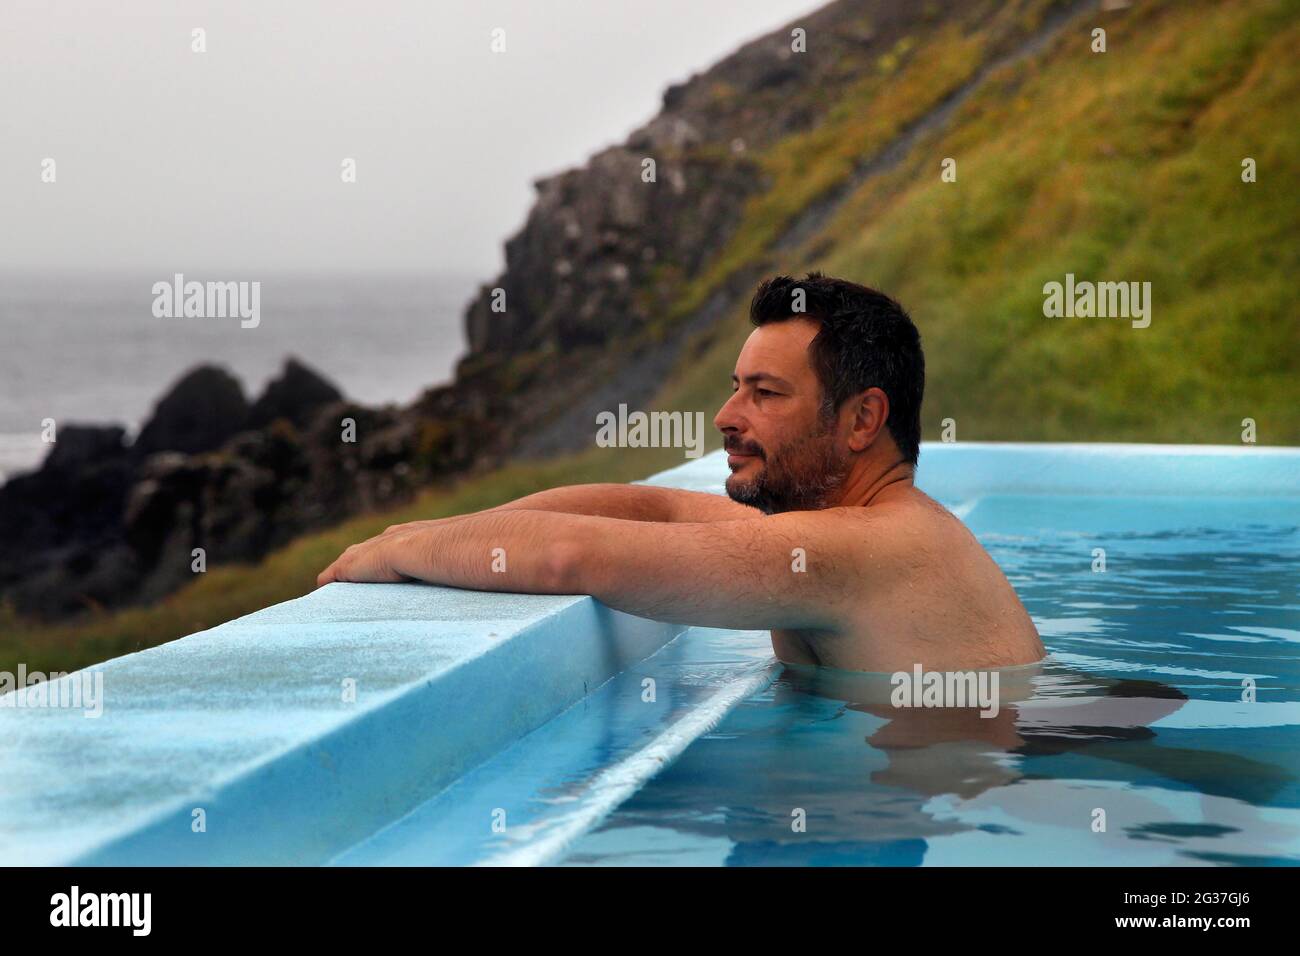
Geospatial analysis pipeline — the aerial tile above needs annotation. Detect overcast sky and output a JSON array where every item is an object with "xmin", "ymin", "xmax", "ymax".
[{"xmin": 1, "ymin": 0, "xmax": 825, "ymax": 277}]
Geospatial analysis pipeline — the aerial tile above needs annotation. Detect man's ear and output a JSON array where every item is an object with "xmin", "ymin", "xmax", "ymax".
[{"xmin": 846, "ymin": 387, "xmax": 890, "ymax": 453}]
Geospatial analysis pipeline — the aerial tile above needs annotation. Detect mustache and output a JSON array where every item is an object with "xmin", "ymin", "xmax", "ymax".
[{"xmin": 723, "ymin": 436, "xmax": 765, "ymax": 458}]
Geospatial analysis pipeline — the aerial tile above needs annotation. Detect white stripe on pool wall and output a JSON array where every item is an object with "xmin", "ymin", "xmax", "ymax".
[{"xmin": 476, "ymin": 659, "xmax": 780, "ymax": 867}]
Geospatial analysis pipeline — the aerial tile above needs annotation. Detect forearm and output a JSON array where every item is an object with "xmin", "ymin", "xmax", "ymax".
[
  {"xmin": 382, "ymin": 509, "xmax": 703, "ymax": 604},
  {"xmin": 318, "ymin": 508, "xmax": 844, "ymax": 633},
  {"xmin": 318, "ymin": 509, "xmax": 576, "ymax": 590},
  {"xmin": 489, "ymin": 483, "xmax": 674, "ymax": 521},
  {"xmin": 364, "ymin": 484, "xmax": 671, "ymax": 559},
  {"xmin": 490, "ymin": 482, "xmax": 760, "ymax": 523}
]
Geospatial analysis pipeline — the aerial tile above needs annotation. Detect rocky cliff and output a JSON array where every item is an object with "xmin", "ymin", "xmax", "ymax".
[
  {"xmin": 418, "ymin": 0, "xmax": 1089, "ymax": 461},
  {"xmin": 0, "ymin": 360, "xmax": 426, "ymax": 616}
]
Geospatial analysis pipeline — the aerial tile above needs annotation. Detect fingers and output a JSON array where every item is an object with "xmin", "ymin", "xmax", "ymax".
[
  {"xmin": 316, "ymin": 536, "xmax": 407, "ymax": 586},
  {"xmin": 316, "ymin": 548, "xmax": 352, "ymax": 587},
  {"xmin": 319, "ymin": 518, "xmax": 457, "ymax": 587}
]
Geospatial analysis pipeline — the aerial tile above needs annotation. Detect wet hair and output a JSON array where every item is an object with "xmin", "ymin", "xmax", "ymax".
[{"xmin": 749, "ymin": 272, "xmax": 924, "ymax": 465}]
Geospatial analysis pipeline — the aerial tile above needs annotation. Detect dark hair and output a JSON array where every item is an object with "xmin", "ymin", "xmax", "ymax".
[{"xmin": 749, "ymin": 272, "xmax": 924, "ymax": 465}]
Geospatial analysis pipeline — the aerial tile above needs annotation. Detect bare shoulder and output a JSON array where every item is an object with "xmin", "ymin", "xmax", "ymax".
[
  {"xmin": 807, "ymin": 488, "xmax": 982, "ymax": 573},
  {"xmin": 811, "ymin": 487, "xmax": 961, "ymax": 534},
  {"xmin": 795, "ymin": 488, "xmax": 1044, "ymax": 666}
]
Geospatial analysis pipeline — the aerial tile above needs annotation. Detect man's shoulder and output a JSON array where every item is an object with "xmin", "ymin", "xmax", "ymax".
[
  {"xmin": 810, "ymin": 488, "xmax": 953, "ymax": 525},
  {"xmin": 802, "ymin": 490, "xmax": 966, "ymax": 558}
]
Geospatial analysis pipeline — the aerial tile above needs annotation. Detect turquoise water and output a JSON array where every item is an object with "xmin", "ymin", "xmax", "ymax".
[{"xmin": 558, "ymin": 494, "xmax": 1300, "ymax": 866}]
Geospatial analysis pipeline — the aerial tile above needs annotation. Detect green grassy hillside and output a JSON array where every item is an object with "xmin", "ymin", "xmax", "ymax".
[{"xmin": 656, "ymin": 0, "xmax": 1299, "ymax": 446}]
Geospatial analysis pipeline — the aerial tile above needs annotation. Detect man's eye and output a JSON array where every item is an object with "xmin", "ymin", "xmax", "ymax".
[{"xmin": 757, "ymin": 388, "xmax": 777, "ymax": 397}]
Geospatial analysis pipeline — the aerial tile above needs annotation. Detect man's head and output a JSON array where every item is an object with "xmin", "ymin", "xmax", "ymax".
[{"xmin": 714, "ymin": 272, "xmax": 924, "ymax": 514}]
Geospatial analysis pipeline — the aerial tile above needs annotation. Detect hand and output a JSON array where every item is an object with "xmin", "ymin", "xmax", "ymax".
[
  {"xmin": 318, "ymin": 514, "xmax": 480, "ymax": 586},
  {"xmin": 317, "ymin": 525, "xmax": 429, "ymax": 586},
  {"xmin": 315, "ymin": 509, "xmax": 577, "ymax": 595}
]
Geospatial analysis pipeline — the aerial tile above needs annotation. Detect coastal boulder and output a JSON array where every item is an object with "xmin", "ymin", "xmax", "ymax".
[
  {"xmin": 39, "ymin": 424, "xmax": 129, "ymax": 474},
  {"xmin": 133, "ymin": 365, "xmax": 249, "ymax": 456},
  {"xmin": 0, "ymin": 424, "xmax": 136, "ymax": 568},
  {"xmin": 247, "ymin": 357, "xmax": 344, "ymax": 431}
]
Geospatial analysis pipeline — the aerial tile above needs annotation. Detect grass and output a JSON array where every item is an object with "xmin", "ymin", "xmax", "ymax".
[
  {"xmin": 813, "ymin": 0, "xmax": 1300, "ymax": 444},
  {"xmin": 655, "ymin": 23, "xmax": 992, "ymax": 331},
  {"xmin": 651, "ymin": 0, "xmax": 1300, "ymax": 445}
]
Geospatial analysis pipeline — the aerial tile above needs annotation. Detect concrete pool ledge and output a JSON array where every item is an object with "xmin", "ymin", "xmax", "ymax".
[
  {"xmin": 1, "ymin": 442, "xmax": 1296, "ymax": 866},
  {"xmin": 0, "ymin": 587, "xmax": 683, "ymax": 865}
]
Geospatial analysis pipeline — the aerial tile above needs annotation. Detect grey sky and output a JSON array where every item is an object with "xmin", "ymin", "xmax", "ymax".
[{"xmin": 2, "ymin": 0, "xmax": 825, "ymax": 277}]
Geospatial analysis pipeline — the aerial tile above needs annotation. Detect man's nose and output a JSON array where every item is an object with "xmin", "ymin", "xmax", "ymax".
[{"xmin": 714, "ymin": 391, "xmax": 743, "ymax": 434}]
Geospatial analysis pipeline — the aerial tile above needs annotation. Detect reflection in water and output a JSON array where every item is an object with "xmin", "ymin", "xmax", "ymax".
[
  {"xmin": 566, "ymin": 662, "xmax": 1294, "ymax": 865},
  {"xmin": 782, "ymin": 664, "xmax": 1287, "ymax": 807}
]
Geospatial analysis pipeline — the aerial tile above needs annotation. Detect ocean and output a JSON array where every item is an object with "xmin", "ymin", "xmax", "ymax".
[{"xmin": 0, "ymin": 272, "xmax": 475, "ymax": 482}]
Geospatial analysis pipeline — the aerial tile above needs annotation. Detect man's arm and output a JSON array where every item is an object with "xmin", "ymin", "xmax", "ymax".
[
  {"xmin": 374, "ymin": 483, "xmax": 760, "ymax": 543},
  {"xmin": 317, "ymin": 507, "xmax": 864, "ymax": 632},
  {"xmin": 490, "ymin": 483, "xmax": 761, "ymax": 522}
]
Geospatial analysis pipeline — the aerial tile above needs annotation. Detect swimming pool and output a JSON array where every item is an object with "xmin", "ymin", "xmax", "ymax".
[
  {"xmin": 340, "ymin": 444, "xmax": 1300, "ymax": 867},
  {"xmin": 557, "ymin": 491, "xmax": 1300, "ymax": 866},
  {"xmin": 2, "ymin": 443, "xmax": 1296, "ymax": 866}
]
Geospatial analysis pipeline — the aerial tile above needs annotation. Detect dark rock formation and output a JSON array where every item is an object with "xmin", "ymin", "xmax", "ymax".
[
  {"xmin": 0, "ymin": 359, "xmax": 388, "ymax": 619},
  {"xmin": 133, "ymin": 366, "xmax": 249, "ymax": 456},
  {"xmin": 41, "ymin": 424, "xmax": 130, "ymax": 474},
  {"xmin": 0, "ymin": 424, "xmax": 139, "ymax": 616},
  {"xmin": 425, "ymin": 0, "xmax": 935, "ymax": 469},
  {"xmin": 247, "ymin": 357, "xmax": 344, "ymax": 431}
]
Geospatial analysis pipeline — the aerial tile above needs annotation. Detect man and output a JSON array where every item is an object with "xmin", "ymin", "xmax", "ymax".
[{"xmin": 318, "ymin": 273, "xmax": 1044, "ymax": 672}]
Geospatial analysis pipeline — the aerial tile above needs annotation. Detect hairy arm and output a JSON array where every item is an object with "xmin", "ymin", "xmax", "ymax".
[
  {"xmin": 371, "ymin": 482, "xmax": 760, "ymax": 546},
  {"xmin": 491, "ymin": 483, "xmax": 761, "ymax": 522},
  {"xmin": 317, "ymin": 507, "xmax": 862, "ymax": 632}
]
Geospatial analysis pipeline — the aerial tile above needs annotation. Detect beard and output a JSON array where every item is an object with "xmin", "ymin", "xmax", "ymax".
[{"xmin": 724, "ymin": 418, "xmax": 852, "ymax": 514}]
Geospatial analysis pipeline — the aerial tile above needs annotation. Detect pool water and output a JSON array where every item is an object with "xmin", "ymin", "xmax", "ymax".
[{"xmin": 557, "ymin": 494, "xmax": 1300, "ymax": 866}]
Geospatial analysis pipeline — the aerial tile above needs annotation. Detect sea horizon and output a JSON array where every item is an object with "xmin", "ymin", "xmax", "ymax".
[{"xmin": 0, "ymin": 269, "xmax": 477, "ymax": 482}]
